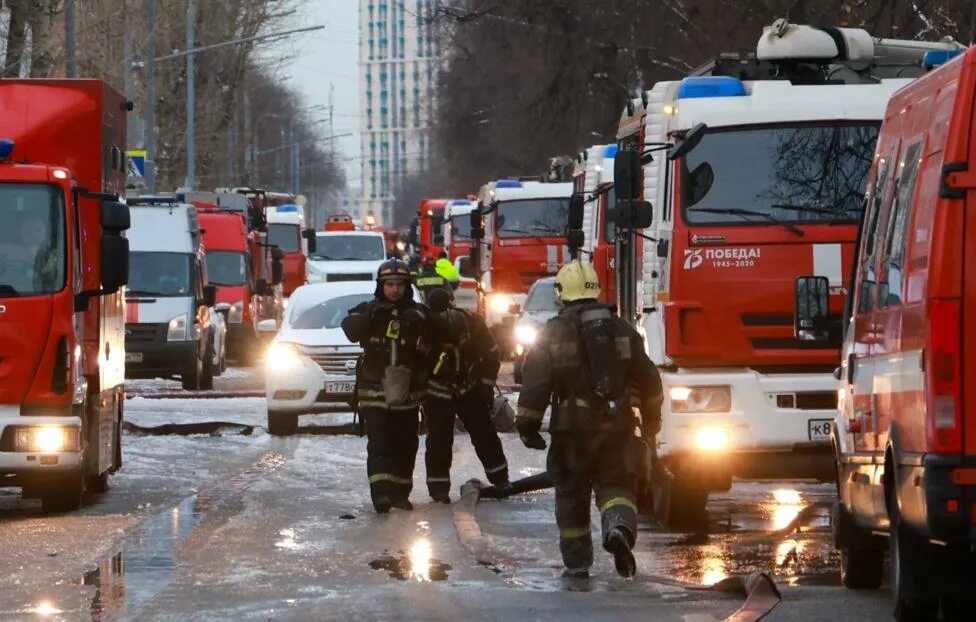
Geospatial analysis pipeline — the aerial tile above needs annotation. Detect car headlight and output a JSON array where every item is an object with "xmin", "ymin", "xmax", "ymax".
[
  {"xmin": 488, "ymin": 293, "xmax": 514, "ymax": 314},
  {"xmin": 515, "ymin": 324, "xmax": 538, "ymax": 345},
  {"xmin": 167, "ymin": 313, "xmax": 188, "ymax": 341},
  {"xmin": 694, "ymin": 426, "xmax": 730, "ymax": 451},
  {"xmin": 13, "ymin": 426, "xmax": 80, "ymax": 452},
  {"xmin": 670, "ymin": 385, "xmax": 732, "ymax": 413},
  {"xmin": 265, "ymin": 342, "xmax": 303, "ymax": 371},
  {"xmin": 228, "ymin": 300, "xmax": 244, "ymax": 323}
]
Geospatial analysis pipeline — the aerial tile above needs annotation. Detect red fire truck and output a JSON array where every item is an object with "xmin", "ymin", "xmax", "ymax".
[
  {"xmin": 0, "ymin": 80, "xmax": 131, "ymax": 512},
  {"xmin": 409, "ymin": 199, "xmax": 448, "ymax": 260}
]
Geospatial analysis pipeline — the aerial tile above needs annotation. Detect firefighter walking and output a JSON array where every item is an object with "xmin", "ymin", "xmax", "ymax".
[
  {"xmin": 516, "ymin": 261, "xmax": 663, "ymax": 578},
  {"xmin": 341, "ymin": 259, "xmax": 434, "ymax": 513},
  {"xmin": 415, "ymin": 255, "xmax": 450, "ymax": 302},
  {"xmin": 424, "ymin": 287, "xmax": 511, "ymax": 503}
]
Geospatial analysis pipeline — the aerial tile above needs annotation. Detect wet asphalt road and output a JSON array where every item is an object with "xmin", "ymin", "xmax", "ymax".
[{"xmin": 0, "ymin": 367, "xmax": 899, "ymax": 621}]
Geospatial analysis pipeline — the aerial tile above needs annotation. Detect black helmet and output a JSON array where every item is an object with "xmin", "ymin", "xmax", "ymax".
[{"xmin": 377, "ymin": 258, "xmax": 412, "ymax": 283}]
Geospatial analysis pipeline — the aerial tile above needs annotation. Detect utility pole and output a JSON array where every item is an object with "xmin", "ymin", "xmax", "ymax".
[
  {"xmin": 64, "ymin": 0, "xmax": 77, "ymax": 77},
  {"xmin": 123, "ymin": 29, "xmax": 134, "ymax": 100},
  {"xmin": 185, "ymin": 0, "xmax": 197, "ymax": 189},
  {"xmin": 143, "ymin": 0, "xmax": 157, "ymax": 192}
]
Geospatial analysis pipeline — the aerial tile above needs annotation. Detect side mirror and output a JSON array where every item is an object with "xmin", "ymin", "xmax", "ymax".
[
  {"xmin": 613, "ymin": 150, "xmax": 642, "ymax": 200},
  {"xmin": 101, "ymin": 236, "xmax": 129, "ymax": 291},
  {"xmin": 794, "ymin": 276, "xmax": 830, "ymax": 342},
  {"xmin": 303, "ymin": 228, "xmax": 317, "ymax": 254},
  {"xmin": 470, "ymin": 210, "xmax": 484, "ymax": 240},
  {"xmin": 668, "ymin": 122, "xmax": 708, "ymax": 161},
  {"xmin": 613, "ymin": 199, "xmax": 653, "ymax": 229},
  {"xmin": 566, "ymin": 192, "xmax": 585, "ymax": 252},
  {"xmin": 686, "ymin": 162, "xmax": 715, "ymax": 207},
  {"xmin": 255, "ymin": 278, "xmax": 268, "ymax": 296},
  {"xmin": 270, "ymin": 246, "xmax": 285, "ymax": 261},
  {"xmin": 202, "ymin": 284, "xmax": 217, "ymax": 307},
  {"xmin": 271, "ymin": 259, "xmax": 284, "ymax": 285},
  {"xmin": 101, "ymin": 201, "xmax": 130, "ymax": 233}
]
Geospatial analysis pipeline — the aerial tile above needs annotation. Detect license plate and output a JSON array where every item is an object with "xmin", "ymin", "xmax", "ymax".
[
  {"xmin": 325, "ymin": 381, "xmax": 355, "ymax": 395},
  {"xmin": 808, "ymin": 418, "xmax": 832, "ymax": 441},
  {"xmin": 125, "ymin": 352, "xmax": 143, "ymax": 363}
]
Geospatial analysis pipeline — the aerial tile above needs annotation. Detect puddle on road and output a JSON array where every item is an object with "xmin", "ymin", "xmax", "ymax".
[
  {"xmin": 643, "ymin": 486, "xmax": 840, "ymax": 588},
  {"xmin": 369, "ymin": 538, "xmax": 452, "ymax": 582},
  {"xmin": 58, "ymin": 452, "xmax": 285, "ymax": 620}
]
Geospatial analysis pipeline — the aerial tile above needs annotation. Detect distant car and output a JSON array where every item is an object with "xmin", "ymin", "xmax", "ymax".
[
  {"xmin": 263, "ymin": 280, "xmax": 421, "ymax": 435},
  {"xmin": 306, "ymin": 230, "xmax": 386, "ymax": 284},
  {"xmin": 512, "ymin": 277, "xmax": 559, "ymax": 384}
]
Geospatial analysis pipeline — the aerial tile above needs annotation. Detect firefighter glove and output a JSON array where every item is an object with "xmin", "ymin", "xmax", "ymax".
[{"xmin": 520, "ymin": 432, "xmax": 547, "ymax": 450}]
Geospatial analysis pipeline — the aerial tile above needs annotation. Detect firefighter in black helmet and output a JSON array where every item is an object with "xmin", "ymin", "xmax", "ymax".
[
  {"xmin": 516, "ymin": 260, "xmax": 663, "ymax": 579},
  {"xmin": 341, "ymin": 258, "xmax": 433, "ymax": 513},
  {"xmin": 424, "ymin": 287, "xmax": 510, "ymax": 503}
]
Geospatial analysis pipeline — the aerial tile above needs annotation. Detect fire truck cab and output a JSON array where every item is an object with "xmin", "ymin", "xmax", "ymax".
[
  {"xmin": 265, "ymin": 203, "xmax": 316, "ymax": 297},
  {"xmin": 605, "ymin": 20, "xmax": 961, "ymax": 526}
]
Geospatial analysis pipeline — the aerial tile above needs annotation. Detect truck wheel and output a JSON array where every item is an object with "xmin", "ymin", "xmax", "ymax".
[
  {"xmin": 200, "ymin": 341, "xmax": 215, "ymax": 391},
  {"xmin": 267, "ymin": 410, "xmax": 298, "ymax": 436},
  {"xmin": 41, "ymin": 471, "xmax": 84, "ymax": 513},
  {"xmin": 181, "ymin": 348, "xmax": 203, "ymax": 390},
  {"xmin": 834, "ymin": 501, "xmax": 884, "ymax": 589},
  {"xmin": 890, "ymin": 499, "xmax": 939, "ymax": 621},
  {"xmin": 667, "ymin": 477, "xmax": 709, "ymax": 531}
]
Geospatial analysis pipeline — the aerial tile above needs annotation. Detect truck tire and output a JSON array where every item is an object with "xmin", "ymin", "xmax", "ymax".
[
  {"xmin": 268, "ymin": 410, "xmax": 298, "ymax": 436},
  {"xmin": 834, "ymin": 501, "xmax": 884, "ymax": 589},
  {"xmin": 200, "ymin": 341, "xmax": 215, "ymax": 391},
  {"xmin": 181, "ymin": 347, "xmax": 203, "ymax": 391},
  {"xmin": 667, "ymin": 477, "xmax": 709, "ymax": 531},
  {"xmin": 41, "ymin": 471, "xmax": 84, "ymax": 513},
  {"xmin": 890, "ymin": 498, "xmax": 939, "ymax": 621}
]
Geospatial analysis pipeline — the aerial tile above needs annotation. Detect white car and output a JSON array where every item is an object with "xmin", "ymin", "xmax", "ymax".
[
  {"xmin": 263, "ymin": 280, "xmax": 421, "ymax": 435},
  {"xmin": 306, "ymin": 230, "xmax": 386, "ymax": 284}
]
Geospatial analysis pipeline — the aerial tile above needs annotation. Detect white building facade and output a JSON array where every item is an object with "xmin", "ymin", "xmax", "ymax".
[{"xmin": 359, "ymin": 0, "xmax": 440, "ymax": 226}]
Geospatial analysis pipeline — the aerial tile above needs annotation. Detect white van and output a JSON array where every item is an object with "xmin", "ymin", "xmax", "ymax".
[
  {"xmin": 307, "ymin": 230, "xmax": 386, "ymax": 284},
  {"xmin": 125, "ymin": 197, "xmax": 217, "ymax": 390}
]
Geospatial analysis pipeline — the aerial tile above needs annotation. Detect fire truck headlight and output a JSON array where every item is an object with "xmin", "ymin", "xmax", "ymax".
[
  {"xmin": 694, "ymin": 427, "xmax": 730, "ymax": 451},
  {"xmin": 167, "ymin": 313, "xmax": 188, "ymax": 341},
  {"xmin": 14, "ymin": 426, "xmax": 80, "ymax": 453},
  {"xmin": 396, "ymin": 241, "xmax": 406, "ymax": 252},
  {"xmin": 670, "ymin": 385, "xmax": 732, "ymax": 413},
  {"xmin": 488, "ymin": 294, "xmax": 514, "ymax": 314},
  {"xmin": 265, "ymin": 342, "xmax": 302, "ymax": 371},
  {"xmin": 515, "ymin": 324, "xmax": 538, "ymax": 345}
]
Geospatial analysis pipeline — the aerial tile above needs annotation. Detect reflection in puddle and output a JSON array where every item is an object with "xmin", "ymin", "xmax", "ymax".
[
  {"xmin": 27, "ymin": 601, "xmax": 64, "ymax": 616},
  {"xmin": 769, "ymin": 489, "xmax": 804, "ymax": 531},
  {"xmin": 700, "ymin": 546, "xmax": 728, "ymax": 585},
  {"xmin": 369, "ymin": 539, "xmax": 451, "ymax": 582},
  {"xmin": 275, "ymin": 528, "xmax": 302, "ymax": 550}
]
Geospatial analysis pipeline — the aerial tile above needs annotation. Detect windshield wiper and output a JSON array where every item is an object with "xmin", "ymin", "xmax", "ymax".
[
  {"xmin": 499, "ymin": 228, "xmax": 556, "ymax": 241},
  {"xmin": 126, "ymin": 289, "xmax": 166, "ymax": 297},
  {"xmin": 771, "ymin": 203, "xmax": 857, "ymax": 218},
  {"xmin": 0, "ymin": 284, "xmax": 20, "ymax": 296},
  {"xmin": 530, "ymin": 221, "xmax": 562, "ymax": 235},
  {"xmin": 688, "ymin": 207, "xmax": 804, "ymax": 237}
]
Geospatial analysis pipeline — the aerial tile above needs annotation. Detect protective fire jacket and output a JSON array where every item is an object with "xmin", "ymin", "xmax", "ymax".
[
  {"xmin": 516, "ymin": 301, "xmax": 663, "ymax": 434},
  {"xmin": 426, "ymin": 308, "xmax": 500, "ymax": 400},
  {"xmin": 341, "ymin": 295, "xmax": 434, "ymax": 410}
]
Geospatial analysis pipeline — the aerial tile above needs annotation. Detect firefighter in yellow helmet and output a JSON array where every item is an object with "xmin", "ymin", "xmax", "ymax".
[{"xmin": 515, "ymin": 260, "xmax": 663, "ymax": 579}]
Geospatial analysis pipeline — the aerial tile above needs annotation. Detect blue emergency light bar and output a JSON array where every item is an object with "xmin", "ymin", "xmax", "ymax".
[
  {"xmin": 676, "ymin": 76, "xmax": 747, "ymax": 100},
  {"xmin": 0, "ymin": 139, "xmax": 14, "ymax": 160},
  {"xmin": 923, "ymin": 49, "xmax": 963, "ymax": 70},
  {"xmin": 604, "ymin": 145, "xmax": 618, "ymax": 158},
  {"xmin": 495, "ymin": 180, "xmax": 522, "ymax": 188},
  {"xmin": 276, "ymin": 204, "xmax": 300, "ymax": 213}
]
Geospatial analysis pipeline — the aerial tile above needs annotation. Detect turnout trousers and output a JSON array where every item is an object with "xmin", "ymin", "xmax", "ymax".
[
  {"xmin": 547, "ymin": 430, "xmax": 639, "ymax": 570},
  {"xmin": 362, "ymin": 405, "xmax": 420, "ymax": 510},
  {"xmin": 424, "ymin": 389, "xmax": 509, "ymax": 497}
]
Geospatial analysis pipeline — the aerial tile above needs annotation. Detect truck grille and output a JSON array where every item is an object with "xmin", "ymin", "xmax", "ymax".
[
  {"xmin": 125, "ymin": 323, "xmax": 164, "ymax": 345},
  {"xmin": 326, "ymin": 273, "xmax": 372, "ymax": 282},
  {"xmin": 301, "ymin": 348, "xmax": 360, "ymax": 374}
]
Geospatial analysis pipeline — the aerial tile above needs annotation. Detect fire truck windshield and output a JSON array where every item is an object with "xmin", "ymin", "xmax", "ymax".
[
  {"xmin": 681, "ymin": 122, "xmax": 879, "ymax": 226},
  {"xmin": 311, "ymin": 234, "xmax": 385, "ymax": 261},
  {"xmin": 205, "ymin": 251, "xmax": 248, "ymax": 287},
  {"xmin": 267, "ymin": 223, "xmax": 300, "ymax": 252},
  {"xmin": 0, "ymin": 184, "xmax": 65, "ymax": 297},
  {"xmin": 496, "ymin": 198, "xmax": 569, "ymax": 239},
  {"xmin": 128, "ymin": 252, "xmax": 192, "ymax": 297}
]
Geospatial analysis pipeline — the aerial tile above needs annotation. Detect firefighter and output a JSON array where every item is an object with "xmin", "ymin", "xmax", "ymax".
[
  {"xmin": 515, "ymin": 260, "xmax": 663, "ymax": 579},
  {"xmin": 341, "ymin": 258, "xmax": 433, "ymax": 513},
  {"xmin": 434, "ymin": 251, "xmax": 460, "ymax": 289},
  {"xmin": 415, "ymin": 256, "xmax": 450, "ymax": 302},
  {"xmin": 424, "ymin": 287, "xmax": 510, "ymax": 503}
]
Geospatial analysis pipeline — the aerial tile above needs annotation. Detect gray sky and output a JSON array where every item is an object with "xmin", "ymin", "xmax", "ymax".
[{"xmin": 274, "ymin": 0, "xmax": 361, "ymax": 192}]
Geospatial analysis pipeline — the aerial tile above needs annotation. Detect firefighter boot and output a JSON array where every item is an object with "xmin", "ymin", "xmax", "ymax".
[{"xmin": 605, "ymin": 526, "xmax": 636, "ymax": 578}]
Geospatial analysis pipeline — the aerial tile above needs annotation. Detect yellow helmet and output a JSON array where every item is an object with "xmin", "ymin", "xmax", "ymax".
[{"xmin": 555, "ymin": 260, "xmax": 601, "ymax": 302}]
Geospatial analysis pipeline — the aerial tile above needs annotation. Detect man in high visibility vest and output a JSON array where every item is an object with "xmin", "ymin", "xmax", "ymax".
[
  {"xmin": 415, "ymin": 256, "xmax": 450, "ymax": 302},
  {"xmin": 434, "ymin": 251, "xmax": 460, "ymax": 290}
]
